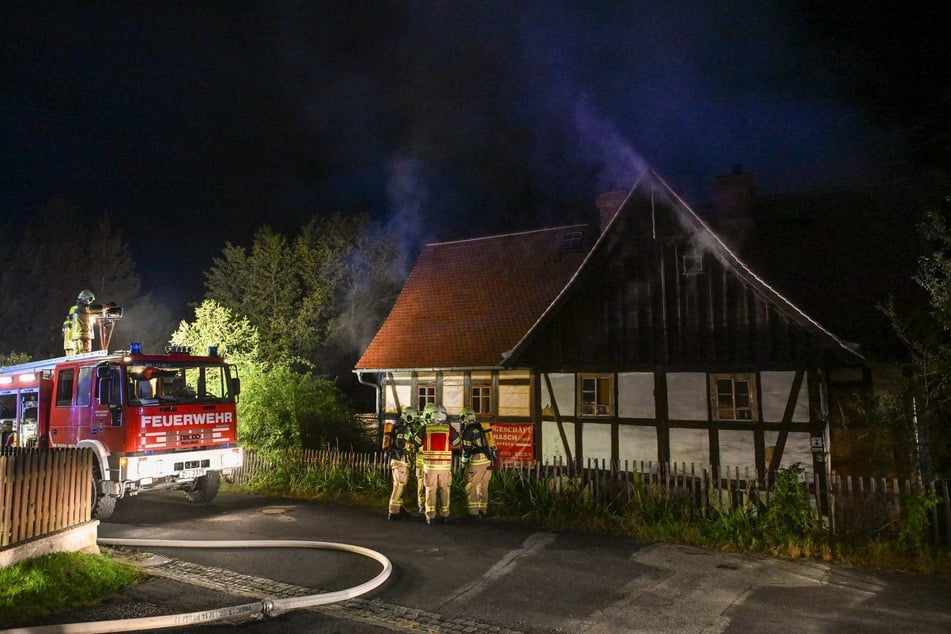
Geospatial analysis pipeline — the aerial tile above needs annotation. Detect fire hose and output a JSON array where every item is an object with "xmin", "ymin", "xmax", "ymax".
[{"xmin": 2, "ymin": 538, "xmax": 393, "ymax": 634}]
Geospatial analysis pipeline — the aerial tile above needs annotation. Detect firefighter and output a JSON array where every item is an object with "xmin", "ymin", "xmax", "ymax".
[
  {"xmin": 420, "ymin": 403, "xmax": 458, "ymax": 524},
  {"xmin": 384, "ymin": 407, "xmax": 417, "ymax": 520},
  {"xmin": 413, "ymin": 403, "xmax": 435, "ymax": 513},
  {"xmin": 405, "ymin": 407, "xmax": 424, "ymax": 514},
  {"xmin": 459, "ymin": 407, "xmax": 497, "ymax": 520},
  {"xmin": 63, "ymin": 289, "xmax": 97, "ymax": 355}
]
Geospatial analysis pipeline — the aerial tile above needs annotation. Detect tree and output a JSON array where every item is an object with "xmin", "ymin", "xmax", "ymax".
[
  {"xmin": 170, "ymin": 300, "xmax": 373, "ymax": 452},
  {"xmin": 0, "ymin": 200, "xmax": 143, "ymax": 358},
  {"xmin": 885, "ymin": 195, "xmax": 951, "ymax": 477},
  {"xmin": 169, "ymin": 299, "xmax": 260, "ymax": 368},
  {"xmin": 237, "ymin": 364, "xmax": 372, "ymax": 452},
  {"xmin": 204, "ymin": 212, "xmax": 401, "ymax": 375},
  {"xmin": 0, "ymin": 352, "xmax": 31, "ymax": 367}
]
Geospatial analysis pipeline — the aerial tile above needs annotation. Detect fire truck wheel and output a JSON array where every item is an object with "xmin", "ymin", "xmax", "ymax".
[
  {"xmin": 185, "ymin": 470, "xmax": 220, "ymax": 504},
  {"xmin": 90, "ymin": 465, "xmax": 116, "ymax": 520}
]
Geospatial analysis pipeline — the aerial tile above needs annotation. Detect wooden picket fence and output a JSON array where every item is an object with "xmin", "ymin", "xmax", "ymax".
[
  {"xmin": 0, "ymin": 447, "xmax": 93, "ymax": 549},
  {"xmin": 236, "ymin": 450, "xmax": 951, "ymax": 545}
]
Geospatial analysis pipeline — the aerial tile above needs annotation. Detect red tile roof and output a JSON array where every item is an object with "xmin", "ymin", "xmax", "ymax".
[{"xmin": 355, "ymin": 225, "xmax": 592, "ymax": 370}]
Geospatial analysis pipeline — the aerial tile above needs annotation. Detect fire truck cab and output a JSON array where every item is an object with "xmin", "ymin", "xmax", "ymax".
[{"xmin": 0, "ymin": 344, "xmax": 244, "ymax": 520}]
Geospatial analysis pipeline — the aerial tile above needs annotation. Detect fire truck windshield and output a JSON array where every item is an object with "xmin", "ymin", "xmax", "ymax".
[{"xmin": 126, "ymin": 362, "xmax": 235, "ymax": 405}]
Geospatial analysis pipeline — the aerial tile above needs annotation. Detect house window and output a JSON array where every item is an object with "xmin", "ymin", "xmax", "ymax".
[
  {"xmin": 579, "ymin": 374, "xmax": 613, "ymax": 416},
  {"xmin": 418, "ymin": 385, "xmax": 436, "ymax": 408},
  {"xmin": 682, "ymin": 250, "xmax": 703, "ymax": 275},
  {"xmin": 711, "ymin": 374, "xmax": 757, "ymax": 421},
  {"xmin": 471, "ymin": 385, "xmax": 491, "ymax": 415},
  {"xmin": 56, "ymin": 369, "xmax": 75, "ymax": 407}
]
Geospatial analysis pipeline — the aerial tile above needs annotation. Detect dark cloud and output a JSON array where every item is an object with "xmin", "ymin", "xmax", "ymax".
[{"xmin": 2, "ymin": 2, "xmax": 938, "ymax": 305}]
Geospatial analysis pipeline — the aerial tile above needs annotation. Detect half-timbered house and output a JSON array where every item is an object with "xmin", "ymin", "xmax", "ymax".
[{"xmin": 354, "ymin": 170, "xmax": 865, "ymax": 483}]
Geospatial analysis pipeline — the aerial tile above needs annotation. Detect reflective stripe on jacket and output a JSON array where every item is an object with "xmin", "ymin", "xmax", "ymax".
[{"xmin": 421, "ymin": 423, "xmax": 457, "ymax": 471}]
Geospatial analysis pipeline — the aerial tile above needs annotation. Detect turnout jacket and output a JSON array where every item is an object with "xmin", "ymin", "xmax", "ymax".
[{"xmin": 420, "ymin": 423, "xmax": 459, "ymax": 471}]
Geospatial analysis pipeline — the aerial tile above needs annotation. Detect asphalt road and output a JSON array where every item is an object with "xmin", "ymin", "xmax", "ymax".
[{"xmin": 15, "ymin": 490, "xmax": 951, "ymax": 633}]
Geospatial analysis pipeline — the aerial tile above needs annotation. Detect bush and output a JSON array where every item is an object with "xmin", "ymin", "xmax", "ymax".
[{"xmin": 238, "ymin": 364, "xmax": 374, "ymax": 452}]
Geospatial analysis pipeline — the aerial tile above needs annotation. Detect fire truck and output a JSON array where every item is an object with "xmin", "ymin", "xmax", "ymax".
[{"xmin": 0, "ymin": 343, "xmax": 244, "ymax": 520}]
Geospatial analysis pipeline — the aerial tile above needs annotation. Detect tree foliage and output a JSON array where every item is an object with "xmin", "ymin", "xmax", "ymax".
[
  {"xmin": 237, "ymin": 364, "xmax": 372, "ymax": 452},
  {"xmin": 170, "ymin": 300, "xmax": 374, "ymax": 453},
  {"xmin": 885, "ymin": 198, "xmax": 951, "ymax": 477},
  {"xmin": 0, "ymin": 199, "xmax": 170, "ymax": 358},
  {"xmin": 169, "ymin": 299, "xmax": 260, "ymax": 368},
  {"xmin": 203, "ymin": 212, "xmax": 401, "ymax": 374}
]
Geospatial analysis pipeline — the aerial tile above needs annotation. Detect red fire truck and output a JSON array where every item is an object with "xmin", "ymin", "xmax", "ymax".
[{"xmin": 0, "ymin": 344, "xmax": 243, "ymax": 519}]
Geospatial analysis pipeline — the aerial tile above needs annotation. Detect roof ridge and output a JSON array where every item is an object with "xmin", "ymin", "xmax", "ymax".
[{"xmin": 426, "ymin": 223, "xmax": 590, "ymax": 247}]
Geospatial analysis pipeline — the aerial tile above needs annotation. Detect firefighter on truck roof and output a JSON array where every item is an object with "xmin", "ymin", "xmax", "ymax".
[
  {"xmin": 63, "ymin": 289, "xmax": 97, "ymax": 355},
  {"xmin": 62, "ymin": 289, "xmax": 122, "ymax": 355}
]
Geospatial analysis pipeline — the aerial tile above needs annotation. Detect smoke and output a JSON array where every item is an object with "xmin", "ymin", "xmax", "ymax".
[
  {"xmin": 572, "ymin": 96, "xmax": 651, "ymax": 195},
  {"xmin": 383, "ymin": 154, "xmax": 432, "ymax": 278}
]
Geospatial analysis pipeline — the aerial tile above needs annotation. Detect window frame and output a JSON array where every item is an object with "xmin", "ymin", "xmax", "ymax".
[
  {"xmin": 577, "ymin": 373, "xmax": 614, "ymax": 417},
  {"xmin": 55, "ymin": 369, "xmax": 75, "ymax": 407},
  {"xmin": 417, "ymin": 384, "xmax": 436, "ymax": 409},
  {"xmin": 76, "ymin": 367, "xmax": 94, "ymax": 408},
  {"xmin": 470, "ymin": 384, "xmax": 491, "ymax": 415},
  {"xmin": 710, "ymin": 373, "xmax": 758, "ymax": 422}
]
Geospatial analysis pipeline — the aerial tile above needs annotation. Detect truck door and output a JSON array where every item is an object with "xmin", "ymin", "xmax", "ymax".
[
  {"xmin": 72, "ymin": 366, "xmax": 96, "ymax": 441},
  {"xmin": 87, "ymin": 365, "xmax": 124, "ymax": 450},
  {"xmin": 49, "ymin": 367, "xmax": 78, "ymax": 445}
]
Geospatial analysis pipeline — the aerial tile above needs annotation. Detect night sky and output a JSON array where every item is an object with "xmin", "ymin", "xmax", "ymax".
[{"xmin": 3, "ymin": 2, "xmax": 946, "ymax": 309}]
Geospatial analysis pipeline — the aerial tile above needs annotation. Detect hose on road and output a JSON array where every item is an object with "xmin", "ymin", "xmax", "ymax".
[{"xmin": 2, "ymin": 538, "xmax": 393, "ymax": 634}]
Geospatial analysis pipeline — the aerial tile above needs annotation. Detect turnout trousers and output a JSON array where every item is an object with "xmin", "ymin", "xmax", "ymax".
[
  {"xmin": 465, "ymin": 461, "xmax": 492, "ymax": 516},
  {"xmin": 415, "ymin": 454, "xmax": 426, "ymax": 512},
  {"xmin": 423, "ymin": 467, "xmax": 452, "ymax": 520},
  {"xmin": 388, "ymin": 458, "xmax": 409, "ymax": 515}
]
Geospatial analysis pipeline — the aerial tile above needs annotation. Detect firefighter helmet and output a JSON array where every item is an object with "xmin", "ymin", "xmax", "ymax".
[
  {"xmin": 432, "ymin": 404, "xmax": 448, "ymax": 423},
  {"xmin": 459, "ymin": 407, "xmax": 477, "ymax": 423},
  {"xmin": 77, "ymin": 289, "xmax": 95, "ymax": 305},
  {"xmin": 421, "ymin": 402, "xmax": 438, "ymax": 422},
  {"xmin": 401, "ymin": 406, "xmax": 419, "ymax": 424}
]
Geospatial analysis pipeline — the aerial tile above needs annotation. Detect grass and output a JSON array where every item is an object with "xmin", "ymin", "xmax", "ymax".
[{"xmin": 0, "ymin": 551, "xmax": 144, "ymax": 627}]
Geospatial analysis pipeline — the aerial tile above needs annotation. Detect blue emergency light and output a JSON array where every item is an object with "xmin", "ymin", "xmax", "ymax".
[{"xmin": 129, "ymin": 343, "xmax": 142, "ymax": 354}]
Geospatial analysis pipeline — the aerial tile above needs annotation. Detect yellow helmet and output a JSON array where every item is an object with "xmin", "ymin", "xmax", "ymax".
[{"xmin": 77, "ymin": 289, "xmax": 95, "ymax": 305}]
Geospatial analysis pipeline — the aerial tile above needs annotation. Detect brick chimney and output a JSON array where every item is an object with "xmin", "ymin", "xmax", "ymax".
[
  {"xmin": 596, "ymin": 190, "xmax": 627, "ymax": 232},
  {"xmin": 714, "ymin": 164, "xmax": 755, "ymax": 227}
]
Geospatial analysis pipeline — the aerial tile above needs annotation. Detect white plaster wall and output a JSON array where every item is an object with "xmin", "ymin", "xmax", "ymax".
[
  {"xmin": 542, "ymin": 420, "xmax": 575, "ymax": 464},
  {"xmin": 765, "ymin": 431, "xmax": 813, "ymax": 472},
  {"xmin": 541, "ymin": 373, "xmax": 575, "ymax": 417},
  {"xmin": 669, "ymin": 428, "xmax": 710, "ymax": 465},
  {"xmin": 442, "ymin": 374, "xmax": 464, "ymax": 415},
  {"xmin": 618, "ymin": 372, "xmax": 655, "ymax": 419},
  {"xmin": 618, "ymin": 425, "xmax": 658, "ymax": 467},
  {"xmin": 718, "ymin": 430, "xmax": 756, "ymax": 471},
  {"xmin": 760, "ymin": 371, "xmax": 809, "ymax": 422},
  {"xmin": 385, "ymin": 384, "xmax": 413, "ymax": 414},
  {"xmin": 499, "ymin": 385, "xmax": 530, "ymax": 417},
  {"xmin": 582, "ymin": 422, "xmax": 612, "ymax": 466},
  {"xmin": 667, "ymin": 373, "xmax": 708, "ymax": 420}
]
